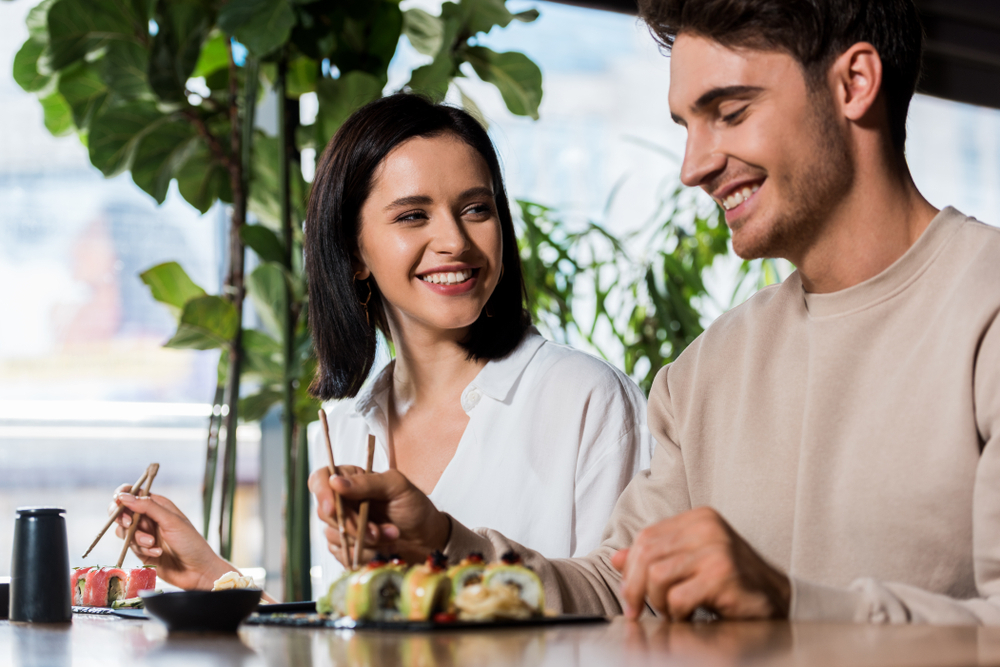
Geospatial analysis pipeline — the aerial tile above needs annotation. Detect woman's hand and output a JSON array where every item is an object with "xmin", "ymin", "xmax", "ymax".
[
  {"xmin": 308, "ymin": 466, "xmax": 451, "ymax": 565},
  {"xmin": 110, "ymin": 486, "xmax": 236, "ymax": 591}
]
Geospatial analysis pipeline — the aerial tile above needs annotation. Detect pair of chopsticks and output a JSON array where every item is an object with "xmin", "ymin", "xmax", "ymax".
[
  {"xmin": 81, "ymin": 463, "xmax": 160, "ymax": 565},
  {"xmin": 318, "ymin": 410, "xmax": 375, "ymax": 570}
]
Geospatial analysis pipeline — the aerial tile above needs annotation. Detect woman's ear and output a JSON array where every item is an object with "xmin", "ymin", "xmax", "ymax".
[{"xmin": 353, "ymin": 252, "xmax": 371, "ymax": 281}]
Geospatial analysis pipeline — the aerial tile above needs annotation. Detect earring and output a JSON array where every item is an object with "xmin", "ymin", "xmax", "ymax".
[
  {"xmin": 354, "ymin": 273, "xmax": 372, "ymax": 326},
  {"xmin": 485, "ymin": 303, "xmax": 493, "ymax": 318},
  {"xmin": 499, "ymin": 264, "xmax": 505, "ymax": 282}
]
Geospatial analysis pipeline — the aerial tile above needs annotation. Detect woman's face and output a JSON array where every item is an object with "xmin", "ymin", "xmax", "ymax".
[{"xmin": 355, "ymin": 133, "xmax": 503, "ymax": 337}]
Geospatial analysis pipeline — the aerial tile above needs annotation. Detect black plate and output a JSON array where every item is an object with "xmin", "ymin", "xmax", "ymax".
[
  {"xmin": 72, "ymin": 606, "xmax": 147, "ymax": 620},
  {"xmin": 245, "ymin": 612, "xmax": 608, "ymax": 632},
  {"xmin": 140, "ymin": 589, "xmax": 262, "ymax": 632},
  {"xmin": 256, "ymin": 600, "xmax": 316, "ymax": 614}
]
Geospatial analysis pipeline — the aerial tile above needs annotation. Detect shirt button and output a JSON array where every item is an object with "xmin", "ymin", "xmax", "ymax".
[{"xmin": 464, "ymin": 389, "xmax": 482, "ymax": 410}]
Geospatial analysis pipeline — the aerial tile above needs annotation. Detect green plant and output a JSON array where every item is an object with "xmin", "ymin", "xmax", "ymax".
[
  {"xmin": 519, "ymin": 181, "xmax": 779, "ymax": 394},
  {"xmin": 15, "ymin": 0, "xmax": 542, "ymax": 601}
]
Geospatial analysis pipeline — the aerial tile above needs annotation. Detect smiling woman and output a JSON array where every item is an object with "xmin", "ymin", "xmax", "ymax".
[{"xmin": 301, "ymin": 94, "xmax": 655, "ymax": 585}]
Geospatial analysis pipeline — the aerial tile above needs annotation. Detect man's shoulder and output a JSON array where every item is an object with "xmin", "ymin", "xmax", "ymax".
[{"xmin": 691, "ymin": 276, "xmax": 802, "ymax": 354}]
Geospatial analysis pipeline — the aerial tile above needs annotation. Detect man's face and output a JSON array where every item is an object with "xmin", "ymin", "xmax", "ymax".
[{"xmin": 668, "ymin": 33, "xmax": 853, "ymax": 260}]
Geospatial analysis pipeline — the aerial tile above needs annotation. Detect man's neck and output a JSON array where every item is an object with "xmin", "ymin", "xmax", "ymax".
[{"xmin": 792, "ymin": 159, "xmax": 939, "ymax": 294}]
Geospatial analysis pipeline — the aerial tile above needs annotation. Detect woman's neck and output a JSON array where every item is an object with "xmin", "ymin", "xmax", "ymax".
[{"xmin": 386, "ymin": 316, "xmax": 486, "ymax": 414}]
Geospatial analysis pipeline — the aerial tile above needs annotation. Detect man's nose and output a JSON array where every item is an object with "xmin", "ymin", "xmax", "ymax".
[{"xmin": 680, "ymin": 127, "xmax": 726, "ymax": 188}]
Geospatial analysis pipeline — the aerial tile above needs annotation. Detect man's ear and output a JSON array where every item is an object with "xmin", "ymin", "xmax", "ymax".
[{"xmin": 829, "ymin": 42, "xmax": 883, "ymax": 123}]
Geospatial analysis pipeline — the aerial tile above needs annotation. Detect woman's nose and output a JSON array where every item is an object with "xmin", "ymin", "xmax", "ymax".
[{"xmin": 430, "ymin": 214, "xmax": 471, "ymax": 254}]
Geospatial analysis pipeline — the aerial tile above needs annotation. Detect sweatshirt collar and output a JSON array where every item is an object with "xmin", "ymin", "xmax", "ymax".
[{"xmin": 801, "ymin": 207, "xmax": 966, "ymax": 319}]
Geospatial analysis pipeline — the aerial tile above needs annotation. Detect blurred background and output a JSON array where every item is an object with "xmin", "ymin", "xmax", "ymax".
[{"xmin": 1, "ymin": 0, "xmax": 998, "ymax": 600}]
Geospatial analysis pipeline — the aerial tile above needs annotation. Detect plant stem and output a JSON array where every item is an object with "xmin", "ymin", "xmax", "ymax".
[
  {"xmin": 201, "ymin": 384, "xmax": 224, "ymax": 538},
  {"xmin": 219, "ymin": 48, "xmax": 258, "ymax": 562}
]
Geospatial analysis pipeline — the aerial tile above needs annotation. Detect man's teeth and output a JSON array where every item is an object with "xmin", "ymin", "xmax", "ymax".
[
  {"xmin": 419, "ymin": 269, "xmax": 473, "ymax": 285},
  {"xmin": 721, "ymin": 184, "xmax": 760, "ymax": 211}
]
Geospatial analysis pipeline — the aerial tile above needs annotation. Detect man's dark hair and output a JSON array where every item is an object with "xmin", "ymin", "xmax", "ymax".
[
  {"xmin": 305, "ymin": 93, "xmax": 531, "ymax": 400},
  {"xmin": 638, "ymin": 0, "xmax": 924, "ymax": 152}
]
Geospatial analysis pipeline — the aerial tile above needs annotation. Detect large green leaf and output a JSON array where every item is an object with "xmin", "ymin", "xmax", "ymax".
[
  {"xmin": 57, "ymin": 62, "xmax": 108, "ymax": 130},
  {"xmin": 44, "ymin": 0, "xmax": 147, "ymax": 72},
  {"xmin": 314, "ymin": 70, "xmax": 383, "ymax": 147},
  {"xmin": 240, "ymin": 388, "xmax": 283, "ymax": 422},
  {"xmin": 286, "ymin": 56, "xmax": 318, "ymax": 97},
  {"xmin": 175, "ymin": 139, "xmax": 233, "ymax": 213},
  {"xmin": 407, "ymin": 52, "xmax": 455, "ymax": 102},
  {"xmin": 191, "ymin": 31, "xmax": 229, "ymax": 78},
  {"xmin": 218, "ymin": 0, "xmax": 296, "ymax": 58},
  {"xmin": 242, "ymin": 225, "xmax": 286, "ymax": 266},
  {"xmin": 402, "ymin": 8, "xmax": 444, "ymax": 56},
  {"xmin": 166, "ymin": 295, "xmax": 238, "ymax": 350},
  {"xmin": 26, "ymin": 0, "xmax": 57, "ymax": 40},
  {"xmin": 148, "ymin": 0, "xmax": 213, "ymax": 103},
  {"xmin": 293, "ymin": 355, "xmax": 322, "ymax": 425},
  {"xmin": 101, "ymin": 41, "xmax": 152, "ymax": 100},
  {"xmin": 13, "ymin": 38, "xmax": 51, "ymax": 93},
  {"xmin": 131, "ymin": 121, "xmax": 199, "ymax": 203},
  {"xmin": 248, "ymin": 131, "xmax": 280, "ymax": 227},
  {"xmin": 88, "ymin": 100, "xmax": 165, "ymax": 176},
  {"xmin": 461, "ymin": 0, "xmax": 516, "ymax": 36},
  {"xmin": 40, "ymin": 90, "xmax": 73, "ymax": 135},
  {"xmin": 247, "ymin": 261, "xmax": 288, "ymax": 339},
  {"xmin": 139, "ymin": 261, "xmax": 207, "ymax": 317},
  {"xmin": 465, "ymin": 46, "xmax": 542, "ymax": 119},
  {"xmin": 242, "ymin": 329, "xmax": 284, "ymax": 384}
]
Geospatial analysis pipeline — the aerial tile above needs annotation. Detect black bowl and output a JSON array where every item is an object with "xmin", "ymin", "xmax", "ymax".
[{"xmin": 139, "ymin": 589, "xmax": 262, "ymax": 632}]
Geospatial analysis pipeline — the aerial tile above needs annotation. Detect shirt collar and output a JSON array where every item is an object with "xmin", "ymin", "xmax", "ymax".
[{"xmin": 351, "ymin": 327, "xmax": 546, "ymax": 418}]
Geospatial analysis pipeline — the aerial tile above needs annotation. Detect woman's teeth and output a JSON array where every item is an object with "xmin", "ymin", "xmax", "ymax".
[
  {"xmin": 722, "ymin": 184, "xmax": 760, "ymax": 211},
  {"xmin": 419, "ymin": 269, "xmax": 473, "ymax": 285}
]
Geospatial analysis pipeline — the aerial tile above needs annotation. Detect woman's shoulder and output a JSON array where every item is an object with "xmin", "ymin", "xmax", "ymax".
[{"xmin": 519, "ymin": 335, "xmax": 647, "ymax": 407}]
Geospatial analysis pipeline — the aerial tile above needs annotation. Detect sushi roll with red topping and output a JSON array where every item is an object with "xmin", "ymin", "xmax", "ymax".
[
  {"xmin": 345, "ymin": 555, "xmax": 405, "ymax": 621},
  {"xmin": 400, "ymin": 552, "xmax": 452, "ymax": 621},
  {"xmin": 125, "ymin": 566, "xmax": 156, "ymax": 598},
  {"xmin": 71, "ymin": 566, "xmax": 94, "ymax": 605},
  {"xmin": 447, "ymin": 552, "xmax": 486, "ymax": 601},
  {"xmin": 82, "ymin": 566, "xmax": 128, "ymax": 607}
]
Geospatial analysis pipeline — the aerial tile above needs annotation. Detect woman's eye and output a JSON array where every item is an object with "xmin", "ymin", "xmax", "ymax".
[
  {"xmin": 396, "ymin": 210, "xmax": 428, "ymax": 223},
  {"xmin": 464, "ymin": 203, "xmax": 493, "ymax": 218}
]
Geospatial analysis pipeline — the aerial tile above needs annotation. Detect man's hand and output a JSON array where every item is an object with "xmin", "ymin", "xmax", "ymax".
[
  {"xmin": 611, "ymin": 507, "xmax": 790, "ymax": 621},
  {"xmin": 308, "ymin": 466, "xmax": 450, "ymax": 565},
  {"xmin": 111, "ymin": 487, "xmax": 235, "ymax": 591}
]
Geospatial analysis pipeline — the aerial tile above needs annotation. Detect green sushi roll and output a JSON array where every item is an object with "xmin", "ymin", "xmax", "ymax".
[
  {"xmin": 482, "ymin": 551, "xmax": 545, "ymax": 615},
  {"xmin": 447, "ymin": 552, "xmax": 486, "ymax": 601},
  {"xmin": 345, "ymin": 555, "xmax": 405, "ymax": 621},
  {"xmin": 316, "ymin": 570, "xmax": 352, "ymax": 617},
  {"xmin": 400, "ymin": 552, "xmax": 451, "ymax": 621}
]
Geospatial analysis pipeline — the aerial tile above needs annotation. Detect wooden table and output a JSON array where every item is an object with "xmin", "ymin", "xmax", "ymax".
[{"xmin": 4, "ymin": 615, "xmax": 1000, "ymax": 666}]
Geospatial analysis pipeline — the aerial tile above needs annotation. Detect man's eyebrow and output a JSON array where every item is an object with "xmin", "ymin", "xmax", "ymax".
[
  {"xmin": 692, "ymin": 85, "xmax": 764, "ymax": 111},
  {"xmin": 383, "ymin": 187, "xmax": 494, "ymax": 211}
]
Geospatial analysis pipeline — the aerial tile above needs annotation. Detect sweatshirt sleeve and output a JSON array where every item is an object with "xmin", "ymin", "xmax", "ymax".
[
  {"xmin": 443, "ymin": 363, "xmax": 693, "ymax": 615},
  {"xmin": 791, "ymin": 313, "xmax": 1000, "ymax": 624}
]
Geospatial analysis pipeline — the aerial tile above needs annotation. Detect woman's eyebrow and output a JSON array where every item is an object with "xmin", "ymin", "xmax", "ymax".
[{"xmin": 383, "ymin": 187, "xmax": 494, "ymax": 210}]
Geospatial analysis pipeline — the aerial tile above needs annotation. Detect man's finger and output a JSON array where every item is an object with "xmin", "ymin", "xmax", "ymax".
[{"xmin": 645, "ymin": 552, "xmax": 697, "ymax": 616}]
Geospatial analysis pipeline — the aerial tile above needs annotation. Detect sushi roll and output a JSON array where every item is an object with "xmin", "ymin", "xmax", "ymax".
[
  {"xmin": 400, "ymin": 552, "xmax": 452, "ymax": 621},
  {"xmin": 124, "ymin": 566, "xmax": 157, "ymax": 599},
  {"xmin": 82, "ymin": 566, "xmax": 128, "ymax": 607},
  {"xmin": 345, "ymin": 555, "xmax": 405, "ymax": 621},
  {"xmin": 71, "ymin": 566, "xmax": 94, "ymax": 605},
  {"xmin": 482, "ymin": 551, "xmax": 545, "ymax": 615},
  {"xmin": 447, "ymin": 553, "xmax": 486, "ymax": 601},
  {"xmin": 317, "ymin": 569, "xmax": 353, "ymax": 617}
]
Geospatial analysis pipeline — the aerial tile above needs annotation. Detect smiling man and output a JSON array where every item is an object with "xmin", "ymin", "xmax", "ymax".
[{"xmin": 324, "ymin": 0, "xmax": 1000, "ymax": 623}]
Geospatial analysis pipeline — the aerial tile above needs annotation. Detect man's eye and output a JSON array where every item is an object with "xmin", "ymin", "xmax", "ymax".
[{"xmin": 721, "ymin": 106, "xmax": 748, "ymax": 124}]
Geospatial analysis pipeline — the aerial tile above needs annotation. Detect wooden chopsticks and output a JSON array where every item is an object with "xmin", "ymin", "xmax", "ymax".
[
  {"xmin": 353, "ymin": 434, "xmax": 376, "ymax": 569},
  {"xmin": 319, "ymin": 409, "xmax": 350, "ymax": 561},
  {"xmin": 116, "ymin": 463, "xmax": 159, "ymax": 568},
  {"xmin": 82, "ymin": 463, "xmax": 157, "ymax": 559}
]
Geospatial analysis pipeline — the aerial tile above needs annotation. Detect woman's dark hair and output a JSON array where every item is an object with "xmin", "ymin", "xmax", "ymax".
[
  {"xmin": 638, "ymin": 0, "xmax": 923, "ymax": 152},
  {"xmin": 306, "ymin": 93, "xmax": 531, "ymax": 400}
]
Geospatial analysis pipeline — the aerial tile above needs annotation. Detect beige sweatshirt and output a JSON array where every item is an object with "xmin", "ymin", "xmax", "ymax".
[{"xmin": 446, "ymin": 207, "xmax": 1000, "ymax": 624}]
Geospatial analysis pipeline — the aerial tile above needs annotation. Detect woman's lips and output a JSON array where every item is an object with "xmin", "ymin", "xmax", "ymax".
[{"xmin": 417, "ymin": 268, "xmax": 480, "ymax": 295}]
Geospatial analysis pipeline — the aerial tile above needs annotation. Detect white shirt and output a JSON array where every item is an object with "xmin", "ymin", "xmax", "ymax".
[{"xmin": 307, "ymin": 330, "xmax": 654, "ymax": 587}]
